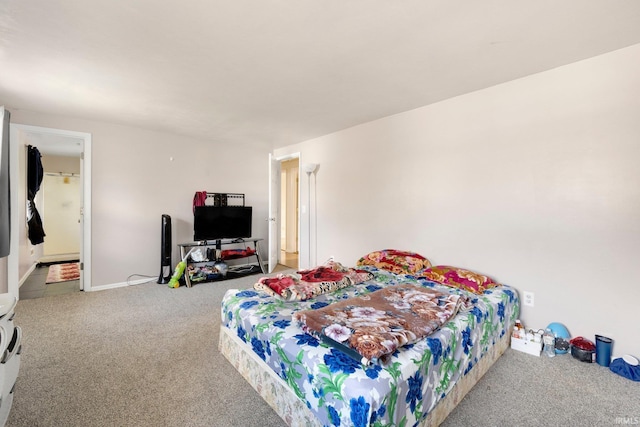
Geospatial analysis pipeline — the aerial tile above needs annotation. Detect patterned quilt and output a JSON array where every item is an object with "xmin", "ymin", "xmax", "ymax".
[
  {"xmin": 221, "ymin": 267, "xmax": 519, "ymax": 427},
  {"xmin": 254, "ymin": 261, "xmax": 374, "ymax": 301},
  {"xmin": 293, "ymin": 284, "xmax": 470, "ymax": 364}
]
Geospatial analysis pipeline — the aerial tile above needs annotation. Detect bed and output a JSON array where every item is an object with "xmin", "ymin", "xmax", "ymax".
[{"xmin": 219, "ymin": 263, "xmax": 518, "ymax": 427}]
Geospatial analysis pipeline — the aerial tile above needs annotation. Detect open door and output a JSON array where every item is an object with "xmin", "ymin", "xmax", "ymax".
[
  {"xmin": 268, "ymin": 153, "xmax": 301, "ymax": 273},
  {"xmin": 267, "ymin": 154, "xmax": 280, "ymax": 273},
  {"xmin": 8, "ymin": 124, "xmax": 91, "ymax": 296}
]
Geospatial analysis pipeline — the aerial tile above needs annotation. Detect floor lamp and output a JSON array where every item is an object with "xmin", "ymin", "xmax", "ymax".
[{"xmin": 302, "ymin": 163, "xmax": 318, "ymax": 267}]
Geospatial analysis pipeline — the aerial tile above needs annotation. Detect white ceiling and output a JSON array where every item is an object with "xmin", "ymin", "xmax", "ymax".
[
  {"xmin": 2, "ymin": 1, "xmax": 640, "ymax": 149},
  {"xmin": 21, "ymin": 130, "xmax": 83, "ymax": 157}
]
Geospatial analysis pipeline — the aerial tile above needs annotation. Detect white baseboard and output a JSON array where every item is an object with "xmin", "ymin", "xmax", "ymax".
[
  {"xmin": 38, "ymin": 253, "xmax": 79, "ymax": 263},
  {"xmin": 17, "ymin": 260, "xmax": 158, "ymax": 293},
  {"xmin": 18, "ymin": 262, "xmax": 38, "ymax": 288},
  {"xmin": 89, "ymin": 277, "xmax": 157, "ymax": 292}
]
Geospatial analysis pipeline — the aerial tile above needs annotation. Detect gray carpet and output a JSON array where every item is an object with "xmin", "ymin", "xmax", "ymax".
[{"xmin": 7, "ymin": 273, "xmax": 639, "ymax": 427}]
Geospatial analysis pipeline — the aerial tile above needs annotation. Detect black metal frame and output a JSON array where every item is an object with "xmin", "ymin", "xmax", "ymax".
[{"xmin": 205, "ymin": 192, "xmax": 245, "ymax": 207}]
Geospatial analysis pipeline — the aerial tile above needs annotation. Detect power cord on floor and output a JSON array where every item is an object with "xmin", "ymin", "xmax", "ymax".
[
  {"xmin": 126, "ymin": 274, "xmax": 158, "ymax": 286},
  {"xmin": 229, "ymin": 265, "xmax": 256, "ymax": 273}
]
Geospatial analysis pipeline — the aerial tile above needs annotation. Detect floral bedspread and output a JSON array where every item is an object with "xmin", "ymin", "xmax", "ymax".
[
  {"xmin": 254, "ymin": 261, "xmax": 374, "ymax": 301},
  {"xmin": 293, "ymin": 284, "xmax": 470, "ymax": 364},
  {"xmin": 221, "ymin": 267, "xmax": 519, "ymax": 427}
]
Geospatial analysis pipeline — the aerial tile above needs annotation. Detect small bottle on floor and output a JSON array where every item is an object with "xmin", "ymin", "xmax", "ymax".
[
  {"xmin": 543, "ymin": 328, "xmax": 556, "ymax": 357},
  {"xmin": 513, "ymin": 319, "xmax": 524, "ymax": 339}
]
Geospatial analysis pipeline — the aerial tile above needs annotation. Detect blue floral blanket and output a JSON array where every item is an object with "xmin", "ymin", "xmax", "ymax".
[{"xmin": 221, "ymin": 267, "xmax": 518, "ymax": 427}]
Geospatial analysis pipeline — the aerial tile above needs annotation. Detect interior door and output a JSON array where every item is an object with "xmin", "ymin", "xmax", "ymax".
[{"xmin": 267, "ymin": 154, "xmax": 280, "ymax": 272}]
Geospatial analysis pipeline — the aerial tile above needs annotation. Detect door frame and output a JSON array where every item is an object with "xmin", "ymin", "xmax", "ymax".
[
  {"xmin": 268, "ymin": 152, "xmax": 300, "ymax": 272},
  {"xmin": 8, "ymin": 124, "xmax": 92, "ymax": 298}
]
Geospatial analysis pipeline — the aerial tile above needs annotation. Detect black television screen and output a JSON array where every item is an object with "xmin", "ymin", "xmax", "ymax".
[{"xmin": 193, "ymin": 206, "xmax": 252, "ymax": 241}]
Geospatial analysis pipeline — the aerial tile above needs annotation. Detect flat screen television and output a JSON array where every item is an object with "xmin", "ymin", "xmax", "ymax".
[{"xmin": 193, "ymin": 206, "xmax": 252, "ymax": 242}]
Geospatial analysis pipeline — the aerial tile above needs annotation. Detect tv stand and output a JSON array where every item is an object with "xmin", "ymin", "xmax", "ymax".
[{"xmin": 178, "ymin": 238, "xmax": 266, "ymax": 287}]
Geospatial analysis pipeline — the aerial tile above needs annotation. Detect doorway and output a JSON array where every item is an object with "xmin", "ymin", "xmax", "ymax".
[
  {"xmin": 42, "ymin": 166, "xmax": 81, "ymax": 262},
  {"xmin": 280, "ymin": 158, "xmax": 299, "ymax": 269},
  {"xmin": 8, "ymin": 124, "xmax": 92, "ymax": 299},
  {"xmin": 268, "ymin": 153, "xmax": 301, "ymax": 273}
]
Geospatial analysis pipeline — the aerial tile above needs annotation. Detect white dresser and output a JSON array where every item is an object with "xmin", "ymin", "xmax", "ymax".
[{"xmin": 0, "ymin": 294, "xmax": 20, "ymax": 426}]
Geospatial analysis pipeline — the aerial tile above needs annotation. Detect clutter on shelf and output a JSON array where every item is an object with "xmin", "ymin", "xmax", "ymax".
[
  {"xmin": 187, "ymin": 262, "xmax": 229, "ymax": 283},
  {"xmin": 187, "ymin": 247, "xmax": 256, "ymax": 263},
  {"xmin": 175, "ymin": 239, "xmax": 266, "ymax": 287},
  {"xmin": 185, "ymin": 246, "xmax": 258, "ymax": 283}
]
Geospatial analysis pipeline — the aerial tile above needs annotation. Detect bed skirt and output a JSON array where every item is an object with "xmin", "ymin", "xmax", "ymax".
[{"xmin": 218, "ymin": 325, "xmax": 510, "ymax": 427}]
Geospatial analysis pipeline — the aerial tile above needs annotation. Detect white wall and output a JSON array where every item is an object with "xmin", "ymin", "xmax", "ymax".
[
  {"xmin": 42, "ymin": 155, "xmax": 81, "ymax": 174},
  {"xmin": 7, "ymin": 110, "xmax": 271, "ymax": 287},
  {"xmin": 276, "ymin": 44, "xmax": 640, "ymax": 358}
]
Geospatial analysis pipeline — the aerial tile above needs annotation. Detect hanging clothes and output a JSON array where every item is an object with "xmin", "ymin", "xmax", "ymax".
[
  {"xmin": 192, "ymin": 191, "xmax": 207, "ymax": 214},
  {"xmin": 26, "ymin": 145, "xmax": 45, "ymax": 245},
  {"xmin": 27, "ymin": 145, "xmax": 44, "ymax": 196},
  {"xmin": 27, "ymin": 200, "xmax": 45, "ymax": 245}
]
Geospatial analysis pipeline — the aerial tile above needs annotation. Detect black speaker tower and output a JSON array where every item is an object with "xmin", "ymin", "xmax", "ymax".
[{"xmin": 158, "ymin": 214, "xmax": 172, "ymax": 284}]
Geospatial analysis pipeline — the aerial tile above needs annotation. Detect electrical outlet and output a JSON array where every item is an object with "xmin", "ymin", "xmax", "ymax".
[{"xmin": 523, "ymin": 291, "xmax": 534, "ymax": 307}]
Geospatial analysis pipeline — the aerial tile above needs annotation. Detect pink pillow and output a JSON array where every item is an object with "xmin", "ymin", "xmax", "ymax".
[
  {"xmin": 356, "ymin": 249, "xmax": 431, "ymax": 275},
  {"xmin": 421, "ymin": 265, "xmax": 499, "ymax": 294}
]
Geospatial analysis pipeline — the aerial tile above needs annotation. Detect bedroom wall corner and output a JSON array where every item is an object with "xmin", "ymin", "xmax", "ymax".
[{"xmin": 274, "ymin": 43, "xmax": 640, "ymax": 359}]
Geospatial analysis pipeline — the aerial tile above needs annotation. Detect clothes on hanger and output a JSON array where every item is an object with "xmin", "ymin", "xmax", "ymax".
[{"xmin": 26, "ymin": 145, "xmax": 45, "ymax": 245}]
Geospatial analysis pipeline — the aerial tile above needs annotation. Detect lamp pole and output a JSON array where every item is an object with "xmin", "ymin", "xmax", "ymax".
[{"xmin": 302, "ymin": 163, "xmax": 318, "ymax": 268}]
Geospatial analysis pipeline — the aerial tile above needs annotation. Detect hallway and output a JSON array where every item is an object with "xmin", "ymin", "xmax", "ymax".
[
  {"xmin": 280, "ymin": 250, "xmax": 298, "ymax": 270},
  {"xmin": 19, "ymin": 263, "xmax": 80, "ymax": 300}
]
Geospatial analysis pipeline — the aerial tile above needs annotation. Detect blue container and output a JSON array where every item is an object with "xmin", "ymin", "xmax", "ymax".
[{"xmin": 595, "ymin": 335, "xmax": 613, "ymax": 367}]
